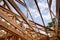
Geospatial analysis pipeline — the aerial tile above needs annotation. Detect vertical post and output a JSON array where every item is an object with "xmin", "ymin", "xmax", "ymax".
[
  {"xmin": 55, "ymin": 0, "xmax": 60, "ymax": 36},
  {"xmin": 58, "ymin": 0, "xmax": 60, "ymax": 31}
]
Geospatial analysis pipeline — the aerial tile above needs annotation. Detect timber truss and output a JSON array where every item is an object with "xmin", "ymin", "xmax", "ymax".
[{"xmin": 0, "ymin": 0, "xmax": 60, "ymax": 40}]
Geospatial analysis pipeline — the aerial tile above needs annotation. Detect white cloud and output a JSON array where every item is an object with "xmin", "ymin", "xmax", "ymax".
[
  {"xmin": 0, "ymin": 1, "xmax": 4, "ymax": 5},
  {"xmin": 43, "ymin": 14, "xmax": 51, "ymax": 20},
  {"xmin": 51, "ymin": 0, "xmax": 56, "ymax": 15},
  {"xmin": 29, "ymin": 1, "xmax": 51, "ymax": 20},
  {"xmin": 38, "ymin": 2, "xmax": 48, "ymax": 9},
  {"xmin": 27, "ymin": 0, "xmax": 56, "ymax": 26},
  {"xmin": 29, "ymin": 7, "xmax": 40, "ymax": 18}
]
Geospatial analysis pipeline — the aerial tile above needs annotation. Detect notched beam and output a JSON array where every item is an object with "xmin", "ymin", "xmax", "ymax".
[{"xmin": 16, "ymin": 0, "xmax": 26, "ymax": 7}]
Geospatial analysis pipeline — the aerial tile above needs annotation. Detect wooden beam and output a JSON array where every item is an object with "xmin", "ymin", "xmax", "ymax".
[
  {"xmin": 0, "ymin": 9, "xmax": 32, "ymax": 40},
  {"xmin": 0, "ymin": 6, "xmax": 55, "ymax": 36},
  {"xmin": 0, "ymin": 6, "xmax": 54, "ymax": 32},
  {"xmin": 7, "ymin": 0, "xmax": 34, "ymax": 29},
  {"xmin": 7, "ymin": 0, "xmax": 43, "ymax": 37},
  {"xmin": 3, "ymin": 1, "xmax": 39, "ymax": 36},
  {"xmin": 55, "ymin": 0, "xmax": 59, "ymax": 36},
  {"xmin": 0, "ymin": 6, "xmax": 38, "ymax": 39},
  {"xmin": 0, "ymin": 0, "xmax": 2, "ymax": 2},
  {"xmin": 0, "ymin": 26, "xmax": 26, "ymax": 40},
  {"xmin": 0, "ymin": 9, "xmax": 22, "ymax": 31},
  {"xmin": 16, "ymin": 0, "xmax": 26, "ymax": 7},
  {"xmin": 34, "ymin": 0, "xmax": 45, "ymax": 26},
  {"xmin": 0, "ymin": 19, "xmax": 32, "ymax": 40},
  {"xmin": 3, "ymin": 0, "xmax": 11, "ymax": 10}
]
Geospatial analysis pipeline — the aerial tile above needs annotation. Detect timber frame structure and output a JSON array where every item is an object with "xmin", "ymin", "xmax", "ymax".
[{"xmin": 0, "ymin": 0, "xmax": 60, "ymax": 40}]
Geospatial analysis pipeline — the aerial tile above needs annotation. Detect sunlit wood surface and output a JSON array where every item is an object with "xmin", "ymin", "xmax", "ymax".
[{"xmin": 0, "ymin": 0, "xmax": 60, "ymax": 40}]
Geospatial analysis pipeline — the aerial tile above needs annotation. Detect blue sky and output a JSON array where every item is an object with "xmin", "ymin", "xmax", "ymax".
[
  {"xmin": 0, "ymin": 0, "xmax": 56, "ymax": 36},
  {"xmin": 9, "ymin": 0, "xmax": 56, "ymax": 26},
  {"xmin": 0, "ymin": 0, "xmax": 56, "ymax": 26},
  {"xmin": 24, "ymin": 0, "xmax": 56, "ymax": 26}
]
